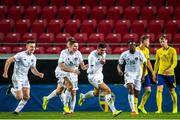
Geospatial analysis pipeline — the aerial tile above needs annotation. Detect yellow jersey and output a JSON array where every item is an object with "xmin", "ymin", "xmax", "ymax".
[
  {"xmin": 136, "ymin": 46, "xmax": 150, "ymax": 76},
  {"xmin": 154, "ymin": 47, "xmax": 177, "ymax": 76}
]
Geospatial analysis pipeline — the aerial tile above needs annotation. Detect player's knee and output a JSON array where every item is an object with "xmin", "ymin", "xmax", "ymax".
[
  {"xmin": 23, "ymin": 95, "xmax": 30, "ymax": 100},
  {"xmin": 145, "ymin": 90, "xmax": 151, "ymax": 94},
  {"xmin": 93, "ymin": 91, "xmax": 99, "ymax": 96},
  {"xmin": 105, "ymin": 88, "xmax": 111, "ymax": 94},
  {"xmin": 16, "ymin": 95, "xmax": 23, "ymax": 100}
]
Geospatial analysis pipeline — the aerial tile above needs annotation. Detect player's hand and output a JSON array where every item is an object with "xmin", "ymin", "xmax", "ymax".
[
  {"xmin": 39, "ymin": 73, "xmax": 44, "ymax": 78},
  {"xmin": 74, "ymin": 69, "xmax": 80, "ymax": 75},
  {"xmin": 141, "ymin": 75, "xmax": 145, "ymax": 83},
  {"xmin": 164, "ymin": 69, "xmax": 170, "ymax": 75},
  {"xmin": 82, "ymin": 64, "xmax": 88, "ymax": 70},
  {"xmin": 100, "ymin": 58, "xmax": 106, "ymax": 65},
  {"xmin": 118, "ymin": 70, "xmax": 123, "ymax": 76},
  {"xmin": 2, "ymin": 72, "xmax": 8, "ymax": 78},
  {"xmin": 152, "ymin": 72, "xmax": 156, "ymax": 82}
]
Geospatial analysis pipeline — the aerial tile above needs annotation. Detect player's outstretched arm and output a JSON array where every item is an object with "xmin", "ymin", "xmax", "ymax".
[
  {"xmin": 3, "ymin": 57, "xmax": 16, "ymax": 78},
  {"xmin": 117, "ymin": 64, "xmax": 123, "ymax": 76},
  {"xmin": 31, "ymin": 67, "xmax": 44, "ymax": 78}
]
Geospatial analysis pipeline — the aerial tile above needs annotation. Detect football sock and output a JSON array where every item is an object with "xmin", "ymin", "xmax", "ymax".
[
  {"xmin": 47, "ymin": 90, "xmax": 57, "ymax": 100},
  {"xmin": 14, "ymin": 99, "xmax": 28, "ymax": 113}
]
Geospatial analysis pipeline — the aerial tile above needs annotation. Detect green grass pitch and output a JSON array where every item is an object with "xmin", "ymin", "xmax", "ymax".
[{"xmin": 0, "ymin": 112, "xmax": 180, "ymax": 119}]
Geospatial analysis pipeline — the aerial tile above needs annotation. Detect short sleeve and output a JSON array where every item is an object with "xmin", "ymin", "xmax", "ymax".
[
  {"xmin": 31, "ymin": 57, "xmax": 37, "ymax": 68},
  {"xmin": 58, "ymin": 51, "xmax": 66, "ymax": 63},
  {"xmin": 118, "ymin": 53, "xmax": 125, "ymax": 65},
  {"xmin": 13, "ymin": 52, "xmax": 22, "ymax": 61},
  {"xmin": 139, "ymin": 51, "xmax": 147, "ymax": 63}
]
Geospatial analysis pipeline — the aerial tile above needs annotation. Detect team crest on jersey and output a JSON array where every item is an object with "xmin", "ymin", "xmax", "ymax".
[
  {"xmin": 74, "ymin": 57, "xmax": 78, "ymax": 61},
  {"xmin": 135, "ymin": 57, "xmax": 138, "ymax": 61},
  {"xmin": 31, "ymin": 59, "xmax": 34, "ymax": 63}
]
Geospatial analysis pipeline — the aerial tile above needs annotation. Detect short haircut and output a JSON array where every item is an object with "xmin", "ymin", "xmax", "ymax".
[
  {"xmin": 67, "ymin": 37, "xmax": 77, "ymax": 46},
  {"xmin": 128, "ymin": 40, "xmax": 136, "ymax": 45},
  {"xmin": 159, "ymin": 35, "xmax": 167, "ymax": 41},
  {"xmin": 140, "ymin": 35, "xmax": 149, "ymax": 43},
  {"xmin": 27, "ymin": 40, "xmax": 36, "ymax": 44},
  {"xmin": 97, "ymin": 42, "xmax": 107, "ymax": 48}
]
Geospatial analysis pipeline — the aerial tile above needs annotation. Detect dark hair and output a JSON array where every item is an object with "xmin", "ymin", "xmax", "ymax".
[
  {"xmin": 140, "ymin": 35, "xmax": 149, "ymax": 43},
  {"xmin": 159, "ymin": 35, "xmax": 167, "ymax": 41},
  {"xmin": 27, "ymin": 40, "xmax": 36, "ymax": 44},
  {"xmin": 128, "ymin": 40, "xmax": 136, "ymax": 44},
  {"xmin": 67, "ymin": 37, "xmax": 77, "ymax": 46},
  {"xmin": 97, "ymin": 42, "xmax": 107, "ymax": 48}
]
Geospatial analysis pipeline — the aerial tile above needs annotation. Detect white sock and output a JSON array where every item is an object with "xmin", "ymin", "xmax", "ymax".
[
  {"xmin": 11, "ymin": 88, "xmax": 16, "ymax": 98},
  {"xmin": 14, "ymin": 100, "xmax": 28, "ymax": 113},
  {"xmin": 59, "ymin": 93, "xmax": 65, "ymax": 105},
  {"xmin": 105, "ymin": 94, "xmax": 116, "ymax": 113},
  {"xmin": 64, "ymin": 90, "xmax": 71, "ymax": 106},
  {"xmin": 128, "ymin": 94, "xmax": 135, "ymax": 112},
  {"xmin": 70, "ymin": 95, "xmax": 76, "ymax": 112},
  {"xmin": 47, "ymin": 90, "xmax": 57, "ymax": 100},
  {"xmin": 83, "ymin": 91, "xmax": 94, "ymax": 99}
]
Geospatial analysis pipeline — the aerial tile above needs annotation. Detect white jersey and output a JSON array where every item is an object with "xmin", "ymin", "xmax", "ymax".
[
  {"xmin": 87, "ymin": 50, "xmax": 106, "ymax": 74},
  {"xmin": 12, "ymin": 51, "xmax": 36, "ymax": 81},
  {"xmin": 118, "ymin": 50, "xmax": 146, "ymax": 73},
  {"xmin": 55, "ymin": 48, "xmax": 83, "ymax": 79}
]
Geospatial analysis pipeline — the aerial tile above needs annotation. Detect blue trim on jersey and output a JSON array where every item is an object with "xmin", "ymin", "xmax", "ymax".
[
  {"xmin": 142, "ymin": 75, "xmax": 151, "ymax": 88},
  {"xmin": 157, "ymin": 74, "xmax": 176, "ymax": 88}
]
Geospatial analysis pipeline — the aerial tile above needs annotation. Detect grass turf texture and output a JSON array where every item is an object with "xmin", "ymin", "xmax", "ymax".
[{"xmin": 0, "ymin": 112, "xmax": 180, "ymax": 119}]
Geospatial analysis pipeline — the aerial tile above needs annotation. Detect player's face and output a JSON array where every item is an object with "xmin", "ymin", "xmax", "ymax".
[
  {"xmin": 143, "ymin": 38, "xmax": 150, "ymax": 47},
  {"xmin": 97, "ymin": 47, "xmax": 106, "ymax": 55},
  {"xmin": 69, "ymin": 43, "xmax": 79, "ymax": 53},
  {"xmin": 159, "ymin": 38, "xmax": 168, "ymax": 47},
  {"xmin": 26, "ymin": 43, "xmax": 36, "ymax": 54},
  {"xmin": 129, "ymin": 42, "xmax": 136, "ymax": 53}
]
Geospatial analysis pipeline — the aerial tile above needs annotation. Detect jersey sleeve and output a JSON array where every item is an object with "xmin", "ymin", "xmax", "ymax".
[
  {"xmin": 58, "ymin": 51, "xmax": 66, "ymax": 63},
  {"xmin": 13, "ymin": 52, "xmax": 22, "ymax": 61},
  {"xmin": 88, "ymin": 54, "xmax": 96, "ymax": 74},
  {"xmin": 146, "ymin": 49, "xmax": 150, "ymax": 60},
  {"xmin": 31, "ymin": 57, "xmax": 37, "ymax": 68},
  {"xmin": 170, "ymin": 48, "xmax": 177, "ymax": 70},
  {"xmin": 78, "ymin": 51, "xmax": 84, "ymax": 63},
  {"xmin": 139, "ymin": 51, "xmax": 147, "ymax": 63},
  {"xmin": 118, "ymin": 53, "xmax": 125, "ymax": 65}
]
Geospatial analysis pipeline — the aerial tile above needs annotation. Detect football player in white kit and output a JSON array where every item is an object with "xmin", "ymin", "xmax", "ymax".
[
  {"xmin": 78, "ymin": 42, "xmax": 122, "ymax": 117},
  {"xmin": 117, "ymin": 40, "xmax": 147, "ymax": 116},
  {"xmin": 42, "ymin": 38, "xmax": 87, "ymax": 114},
  {"xmin": 3, "ymin": 40, "xmax": 44, "ymax": 115}
]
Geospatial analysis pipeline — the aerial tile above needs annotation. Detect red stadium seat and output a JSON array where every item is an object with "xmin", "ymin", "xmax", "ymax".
[
  {"xmin": 31, "ymin": 20, "xmax": 47, "ymax": 36},
  {"xmin": 88, "ymin": 33, "xmax": 104, "ymax": 43},
  {"xmin": 91, "ymin": 6, "xmax": 107, "ymax": 23},
  {"xmin": 148, "ymin": 20, "xmax": 164, "ymax": 36},
  {"xmin": 150, "ymin": 0, "xmax": 164, "ymax": 8},
  {"xmin": 122, "ymin": 33, "xmax": 138, "ymax": 43},
  {"xmin": 82, "ymin": 0, "xmax": 97, "ymax": 8},
  {"xmin": 174, "ymin": 47, "xmax": 180, "ymax": 54},
  {"xmin": 50, "ymin": 0, "xmax": 65, "ymax": 7},
  {"xmin": 4, "ymin": 33, "xmax": 21, "ymax": 43},
  {"xmin": 112, "ymin": 47, "xmax": 128, "ymax": 54},
  {"xmin": 80, "ymin": 46, "xmax": 95, "ymax": 54},
  {"xmin": 150, "ymin": 47, "xmax": 158, "ymax": 54},
  {"xmin": 0, "ymin": 19, "xmax": 14, "ymax": 34},
  {"xmin": 74, "ymin": 33, "xmax": 88, "ymax": 43},
  {"xmin": 165, "ymin": 20, "xmax": 180, "ymax": 35},
  {"xmin": 173, "ymin": 34, "xmax": 180, "ymax": 43},
  {"xmin": 34, "ymin": 46, "xmax": 45, "ymax": 54},
  {"xmin": 175, "ymin": 7, "xmax": 180, "ymax": 19},
  {"xmin": 47, "ymin": 19, "xmax": 64, "ymax": 36},
  {"xmin": 55, "ymin": 33, "xmax": 71, "ymax": 43},
  {"xmin": 107, "ymin": 6, "xmax": 123, "ymax": 22},
  {"xmin": 67, "ymin": 0, "xmax": 81, "ymax": 8},
  {"xmin": 141, "ymin": 6, "xmax": 157, "ymax": 21},
  {"xmin": 131, "ymin": 20, "xmax": 147, "ymax": 36},
  {"xmin": 1, "ymin": 0, "xmax": 16, "ymax": 8},
  {"xmin": 46, "ymin": 46, "xmax": 61, "ymax": 54},
  {"xmin": 166, "ymin": 0, "xmax": 176, "ymax": 6},
  {"xmin": 9, "ymin": 6, "xmax": 24, "ymax": 22},
  {"xmin": 21, "ymin": 33, "xmax": 37, "ymax": 42},
  {"xmin": 65, "ymin": 19, "xmax": 81, "ymax": 36},
  {"xmin": 0, "ymin": 33, "xmax": 5, "ymax": 42},
  {"xmin": 98, "ymin": 20, "xmax": 114, "ymax": 35},
  {"xmin": 133, "ymin": 0, "xmax": 147, "ymax": 7},
  {"xmin": 74, "ymin": 6, "xmax": 90, "ymax": 22},
  {"xmin": 156, "ymin": 33, "xmax": 172, "ymax": 43},
  {"xmin": 105, "ymin": 33, "xmax": 121, "ymax": 43},
  {"xmin": 157, "ymin": 6, "xmax": 173, "ymax": 21},
  {"xmin": 12, "ymin": 46, "xmax": 26, "ymax": 53},
  {"xmin": 124, "ymin": 6, "xmax": 140, "ymax": 22},
  {"xmin": 33, "ymin": 0, "xmax": 49, "ymax": 8},
  {"xmin": 99, "ymin": 0, "xmax": 115, "ymax": 8},
  {"xmin": 38, "ymin": 33, "xmax": 54, "ymax": 43},
  {"xmin": 114, "ymin": 20, "xmax": 131, "ymax": 35},
  {"xmin": 116, "ymin": 0, "xmax": 131, "ymax": 9},
  {"xmin": 18, "ymin": 0, "xmax": 32, "ymax": 7},
  {"xmin": 0, "ymin": 46, "xmax": 11, "ymax": 53},
  {"xmin": 42, "ymin": 6, "xmax": 57, "ymax": 22},
  {"xmin": 15, "ymin": 19, "xmax": 31, "ymax": 34},
  {"xmin": 25, "ymin": 6, "xmax": 41, "ymax": 23},
  {"xmin": 81, "ymin": 19, "xmax": 97, "ymax": 36},
  {"xmin": 0, "ymin": 6, "xmax": 8, "ymax": 20},
  {"xmin": 58, "ymin": 6, "xmax": 74, "ymax": 22}
]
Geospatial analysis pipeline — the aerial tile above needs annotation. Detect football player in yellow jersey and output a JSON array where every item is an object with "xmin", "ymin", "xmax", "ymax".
[
  {"xmin": 136, "ymin": 35, "xmax": 156, "ymax": 114},
  {"xmin": 154, "ymin": 35, "xmax": 178, "ymax": 113}
]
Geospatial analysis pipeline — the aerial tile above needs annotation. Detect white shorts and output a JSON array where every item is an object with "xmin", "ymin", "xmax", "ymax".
[
  {"xmin": 12, "ymin": 74, "xmax": 30, "ymax": 90},
  {"xmin": 124, "ymin": 72, "xmax": 142, "ymax": 91},
  {"xmin": 88, "ymin": 73, "xmax": 104, "ymax": 89}
]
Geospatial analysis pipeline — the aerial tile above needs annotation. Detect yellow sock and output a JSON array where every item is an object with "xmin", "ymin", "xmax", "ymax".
[
  {"xmin": 170, "ymin": 90, "xmax": 178, "ymax": 113},
  {"xmin": 156, "ymin": 90, "xmax": 162, "ymax": 112},
  {"xmin": 139, "ymin": 90, "xmax": 151, "ymax": 107},
  {"xmin": 134, "ymin": 97, "xmax": 138, "ymax": 114}
]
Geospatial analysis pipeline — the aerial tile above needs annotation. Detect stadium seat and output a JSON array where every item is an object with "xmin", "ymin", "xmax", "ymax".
[
  {"xmin": 175, "ymin": 7, "xmax": 180, "ymax": 19},
  {"xmin": 98, "ymin": 20, "xmax": 114, "ymax": 35},
  {"xmin": 124, "ymin": 6, "xmax": 140, "ymax": 22},
  {"xmin": 133, "ymin": 0, "xmax": 147, "ymax": 7},
  {"xmin": 174, "ymin": 47, "xmax": 180, "ymax": 54},
  {"xmin": 33, "ymin": 0, "xmax": 49, "ymax": 8},
  {"xmin": 91, "ymin": 6, "xmax": 107, "ymax": 23},
  {"xmin": 58, "ymin": 6, "xmax": 74, "ymax": 22},
  {"xmin": 82, "ymin": 0, "xmax": 97, "ymax": 8},
  {"xmin": 74, "ymin": 6, "xmax": 90, "ymax": 22},
  {"xmin": 34, "ymin": 46, "xmax": 45, "ymax": 54},
  {"xmin": 157, "ymin": 6, "xmax": 174, "ymax": 21},
  {"xmin": 1, "ymin": 0, "xmax": 16, "ymax": 8},
  {"xmin": 25, "ymin": 6, "xmax": 41, "ymax": 23},
  {"xmin": 12, "ymin": 46, "xmax": 26, "ymax": 53},
  {"xmin": 148, "ymin": 20, "xmax": 164, "ymax": 36},
  {"xmin": 21, "ymin": 33, "xmax": 37, "ymax": 42},
  {"xmin": 46, "ymin": 46, "xmax": 61, "ymax": 54},
  {"xmin": 131, "ymin": 20, "xmax": 147, "ymax": 36},
  {"xmin": 165, "ymin": 20, "xmax": 180, "ymax": 35},
  {"xmin": 42, "ymin": 6, "xmax": 57, "ymax": 22},
  {"xmin": 65, "ymin": 19, "xmax": 81, "ymax": 36},
  {"xmin": 99, "ymin": 0, "xmax": 115, "ymax": 8},
  {"xmin": 0, "ymin": 33, "xmax": 5, "ymax": 42},
  {"xmin": 74, "ymin": 33, "xmax": 88, "ymax": 43},
  {"xmin": 67, "ymin": 0, "xmax": 81, "ymax": 8},
  {"xmin": 114, "ymin": 20, "xmax": 131, "ymax": 35},
  {"xmin": 9, "ymin": 6, "xmax": 24, "ymax": 22},
  {"xmin": 173, "ymin": 34, "xmax": 180, "ymax": 43},
  {"xmin": 0, "ymin": 6, "xmax": 7, "ymax": 20},
  {"xmin": 38, "ymin": 33, "xmax": 54, "ymax": 43},
  {"xmin": 4, "ymin": 33, "xmax": 21, "ymax": 43},
  {"xmin": 88, "ymin": 33, "xmax": 104, "ymax": 43},
  {"xmin": 55, "ymin": 33, "xmax": 71, "ymax": 43},
  {"xmin": 156, "ymin": 33, "xmax": 172, "ymax": 43},
  {"xmin": 141, "ymin": 6, "xmax": 157, "ymax": 21},
  {"xmin": 105, "ymin": 33, "xmax": 121, "ymax": 43},
  {"xmin": 0, "ymin": 19, "xmax": 14, "ymax": 35},
  {"xmin": 80, "ymin": 46, "xmax": 95, "ymax": 54},
  {"xmin": 50, "ymin": 0, "xmax": 65, "ymax": 7},
  {"xmin": 122, "ymin": 33, "xmax": 138, "ymax": 43},
  {"xmin": 150, "ymin": 47, "xmax": 158, "ymax": 54},
  {"xmin": 18, "ymin": 0, "xmax": 32, "ymax": 7},
  {"xmin": 81, "ymin": 19, "xmax": 97, "ymax": 36},
  {"xmin": 166, "ymin": 0, "xmax": 176, "ymax": 6},
  {"xmin": 47, "ymin": 19, "xmax": 64, "ymax": 36},
  {"xmin": 15, "ymin": 19, "xmax": 31, "ymax": 34},
  {"xmin": 149, "ymin": 0, "xmax": 164, "ymax": 8},
  {"xmin": 116, "ymin": 0, "xmax": 131, "ymax": 9},
  {"xmin": 31, "ymin": 20, "xmax": 47, "ymax": 36},
  {"xmin": 107, "ymin": 6, "xmax": 123, "ymax": 22},
  {"xmin": 112, "ymin": 47, "xmax": 128, "ymax": 54},
  {"xmin": 0, "ymin": 46, "xmax": 11, "ymax": 53}
]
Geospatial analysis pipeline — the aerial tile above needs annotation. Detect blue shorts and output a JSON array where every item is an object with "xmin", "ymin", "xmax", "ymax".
[
  {"xmin": 157, "ymin": 74, "xmax": 176, "ymax": 88},
  {"xmin": 142, "ymin": 75, "xmax": 151, "ymax": 88}
]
